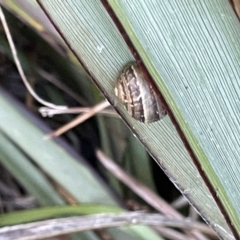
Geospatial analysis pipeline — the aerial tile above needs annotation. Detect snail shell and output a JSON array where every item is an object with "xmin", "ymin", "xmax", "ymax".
[{"xmin": 115, "ymin": 62, "xmax": 166, "ymax": 123}]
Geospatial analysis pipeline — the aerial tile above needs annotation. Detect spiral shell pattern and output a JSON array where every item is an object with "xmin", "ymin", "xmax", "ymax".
[{"xmin": 115, "ymin": 62, "xmax": 166, "ymax": 123}]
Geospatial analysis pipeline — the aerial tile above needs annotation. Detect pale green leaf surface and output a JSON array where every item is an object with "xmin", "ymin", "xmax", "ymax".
[
  {"xmin": 38, "ymin": 1, "xmax": 239, "ymax": 239},
  {"xmin": 109, "ymin": 0, "xmax": 240, "ymax": 236}
]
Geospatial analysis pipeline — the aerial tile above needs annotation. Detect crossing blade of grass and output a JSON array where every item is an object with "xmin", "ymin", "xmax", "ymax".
[
  {"xmin": 0, "ymin": 131, "xmax": 64, "ymax": 206},
  {"xmin": 0, "ymin": 88, "xmax": 116, "ymax": 205},
  {"xmin": 0, "ymin": 205, "xmax": 122, "ymax": 226}
]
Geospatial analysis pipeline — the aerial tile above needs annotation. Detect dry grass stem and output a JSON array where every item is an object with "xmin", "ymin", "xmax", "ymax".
[
  {"xmin": 0, "ymin": 6, "xmax": 66, "ymax": 110},
  {"xmin": 96, "ymin": 149, "xmax": 216, "ymax": 240},
  {"xmin": 0, "ymin": 212, "xmax": 217, "ymax": 240},
  {"xmin": 47, "ymin": 100, "xmax": 110, "ymax": 138}
]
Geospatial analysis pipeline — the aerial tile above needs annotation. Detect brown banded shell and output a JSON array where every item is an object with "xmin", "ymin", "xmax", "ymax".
[{"xmin": 115, "ymin": 62, "xmax": 166, "ymax": 123}]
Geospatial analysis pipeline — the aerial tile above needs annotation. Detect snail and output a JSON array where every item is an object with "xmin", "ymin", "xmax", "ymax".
[{"xmin": 115, "ymin": 62, "xmax": 166, "ymax": 123}]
